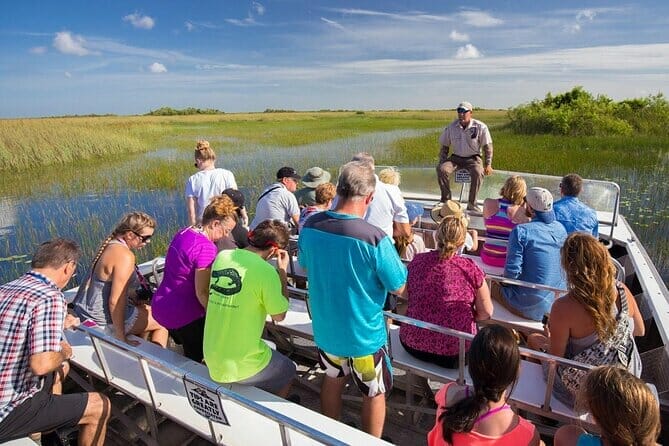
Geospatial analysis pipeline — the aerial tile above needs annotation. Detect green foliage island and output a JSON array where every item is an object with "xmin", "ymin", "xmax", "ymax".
[{"xmin": 145, "ymin": 107, "xmax": 224, "ymax": 116}]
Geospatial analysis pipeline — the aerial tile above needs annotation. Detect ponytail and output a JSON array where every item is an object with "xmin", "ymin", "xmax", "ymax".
[
  {"xmin": 439, "ymin": 390, "xmax": 487, "ymax": 442},
  {"xmin": 90, "ymin": 234, "xmax": 113, "ymax": 270}
]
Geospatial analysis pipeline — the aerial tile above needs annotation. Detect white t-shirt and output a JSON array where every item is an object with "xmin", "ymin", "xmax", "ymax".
[
  {"xmin": 185, "ymin": 168, "xmax": 238, "ymax": 222},
  {"xmin": 364, "ymin": 178, "xmax": 410, "ymax": 238},
  {"xmin": 250, "ymin": 183, "xmax": 300, "ymax": 229}
]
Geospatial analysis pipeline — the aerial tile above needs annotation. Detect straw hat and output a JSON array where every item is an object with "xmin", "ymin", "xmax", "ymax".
[{"xmin": 431, "ymin": 200, "xmax": 464, "ymax": 223}]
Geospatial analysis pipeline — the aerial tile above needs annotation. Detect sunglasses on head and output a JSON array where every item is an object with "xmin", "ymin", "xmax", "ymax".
[{"xmin": 132, "ymin": 231, "xmax": 152, "ymax": 243}]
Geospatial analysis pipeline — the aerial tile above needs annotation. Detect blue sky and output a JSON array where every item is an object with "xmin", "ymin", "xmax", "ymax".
[{"xmin": 1, "ymin": 1, "xmax": 668, "ymax": 117}]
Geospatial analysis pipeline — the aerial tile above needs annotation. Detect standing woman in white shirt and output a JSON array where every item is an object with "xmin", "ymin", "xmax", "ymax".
[{"xmin": 186, "ymin": 140, "xmax": 239, "ymax": 226}]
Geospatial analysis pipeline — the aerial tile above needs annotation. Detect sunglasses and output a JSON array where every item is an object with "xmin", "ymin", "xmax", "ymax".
[
  {"xmin": 456, "ymin": 108, "xmax": 470, "ymax": 114},
  {"xmin": 132, "ymin": 231, "xmax": 152, "ymax": 243}
]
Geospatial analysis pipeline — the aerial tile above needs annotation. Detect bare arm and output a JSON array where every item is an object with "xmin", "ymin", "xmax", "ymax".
[
  {"xmin": 439, "ymin": 145, "xmax": 450, "ymax": 163},
  {"xmin": 391, "ymin": 284, "xmax": 407, "ymax": 299},
  {"xmin": 474, "ymin": 281, "xmax": 493, "ymax": 320},
  {"xmin": 624, "ymin": 284, "xmax": 645, "ymax": 336},
  {"xmin": 483, "ymin": 143, "xmax": 493, "ymax": 168},
  {"xmin": 393, "ymin": 221, "xmax": 412, "ymax": 238},
  {"xmin": 186, "ymin": 196, "xmax": 197, "ymax": 226},
  {"xmin": 291, "ymin": 214, "xmax": 300, "ymax": 231},
  {"xmin": 194, "ymin": 268, "xmax": 211, "ymax": 309},
  {"xmin": 30, "ymin": 341, "xmax": 72, "ymax": 376},
  {"xmin": 547, "ymin": 298, "xmax": 570, "ymax": 357},
  {"xmin": 482, "ymin": 198, "xmax": 499, "ymax": 219},
  {"xmin": 107, "ymin": 251, "xmax": 135, "ymax": 342}
]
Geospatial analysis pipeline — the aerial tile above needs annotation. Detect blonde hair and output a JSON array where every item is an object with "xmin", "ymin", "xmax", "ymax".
[
  {"xmin": 578, "ymin": 366, "xmax": 660, "ymax": 446},
  {"xmin": 435, "ymin": 216, "xmax": 466, "ymax": 259},
  {"xmin": 378, "ymin": 167, "xmax": 400, "ymax": 186},
  {"xmin": 315, "ymin": 183, "xmax": 336, "ymax": 205},
  {"xmin": 194, "ymin": 139, "xmax": 216, "ymax": 162},
  {"xmin": 202, "ymin": 195, "xmax": 237, "ymax": 225},
  {"xmin": 561, "ymin": 232, "xmax": 618, "ymax": 341},
  {"xmin": 91, "ymin": 212, "xmax": 156, "ymax": 267},
  {"xmin": 499, "ymin": 175, "xmax": 527, "ymax": 205}
]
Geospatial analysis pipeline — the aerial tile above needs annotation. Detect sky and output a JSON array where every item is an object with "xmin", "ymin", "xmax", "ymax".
[{"xmin": 1, "ymin": 1, "xmax": 668, "ymax": 117}]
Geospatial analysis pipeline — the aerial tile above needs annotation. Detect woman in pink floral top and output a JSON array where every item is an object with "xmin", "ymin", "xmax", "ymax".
[{"xmin": 400, "ymin": 211, "xmax": 493, "ymax": 368}]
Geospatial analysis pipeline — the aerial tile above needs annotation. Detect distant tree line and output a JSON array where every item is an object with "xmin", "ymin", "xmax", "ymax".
[
  {"xmin": 145, "ymin": 107, "xmax": 224, "ymax": 116},
  {"xmin": 508, "ymin": 87, "xmax": 669, "ymax": 136}
]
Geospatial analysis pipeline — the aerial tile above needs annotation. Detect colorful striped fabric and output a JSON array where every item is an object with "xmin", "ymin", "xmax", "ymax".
[{"xmin": 481, "ymin": 199, "xmax": 517, "ymax": 267}]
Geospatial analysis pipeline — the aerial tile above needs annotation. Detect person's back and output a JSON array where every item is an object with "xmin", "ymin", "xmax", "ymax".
[
  {"xmin": 250, "ymin": 167, "xmax": 301, "ymax": 230},
  {"xmin": 553, "ymin": 173, "xmax": 598, "ymax": 237},
  {"xmin": 365, "ymin": 177, "xmax": 409, "ymax": 238}
]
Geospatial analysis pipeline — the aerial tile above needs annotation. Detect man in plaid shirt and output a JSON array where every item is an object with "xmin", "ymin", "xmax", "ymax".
[{"xmin": 0, "ymin": 238, "xmax": 110, "ymax": 445}]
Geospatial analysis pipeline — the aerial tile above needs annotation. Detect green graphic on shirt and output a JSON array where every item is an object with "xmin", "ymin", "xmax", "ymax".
[{"xmin": 210, "ymin": 268, "xmax": 242, "ymax": 296}]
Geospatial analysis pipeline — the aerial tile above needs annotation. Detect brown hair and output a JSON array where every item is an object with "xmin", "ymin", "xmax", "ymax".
[
  {"xmin": 202, "ymin": 195, "xmax": 237, "ymax": 226},
  {"xmin": 435, "ymin": 216, "xmax": 466, "ymax": 259},
  {"xmin": 561, "ymin": 173, "xmax": 583, "ymax": 197},
  {"xmin": 561, "ymin": 232, "xmax": 617, "ymax": 341},
  {"xmin": 440, "ymin": 325, "xmax": 520, "ymax": 442},
  {"xmin": 91, "ymin": 212, "xmax": 156, "ymax": 268},
  {"xmin": 31, "ymin": 238, "xmax": 81, "ymax": 269},
  {"xmin": 315, "ymin": 183, "xmax": 336, "ymax": 205},
  {"xmin": 499, "ymin": 175, "xmax": 527, "ymax": 205},
  {"xmin": 578, "ymin": 366, "xmax": 660, "ymax": 446},
  {"xmin": 194, "ymin": 139, "xmax": 216, "ymax": 162},
  {"xmin": 248, "ymin": 220, "xmax": 290, "ymax": 250}
]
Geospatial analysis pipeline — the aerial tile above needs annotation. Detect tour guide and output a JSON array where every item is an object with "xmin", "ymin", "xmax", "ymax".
[
  {"xmin": 298, "ymin": 161, "xmax": 407, "ymax": 438},
  {"xmin": 436, "ymin": 101, "xmax": 494, "ymax": 213}
]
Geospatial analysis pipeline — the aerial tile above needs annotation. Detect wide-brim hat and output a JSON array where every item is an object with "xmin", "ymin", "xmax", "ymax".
[
  {"xmin": 302, "ymin": 167, "xmax": 331, "ymax": 188},
  {"xmin": 431, "ymin": 200, "xmax": 464, "ymax": 223}
]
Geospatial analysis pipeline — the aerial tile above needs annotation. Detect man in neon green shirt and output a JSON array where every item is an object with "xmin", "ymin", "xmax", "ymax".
[{"xmin": 203, "ymin": 220, "xmax": 295, "ymax": 397}]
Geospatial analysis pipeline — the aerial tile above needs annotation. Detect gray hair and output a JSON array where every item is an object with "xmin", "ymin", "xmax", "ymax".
[
  {"xmin": 337, "ymin": 161, "xmax": 376, "ymax": 200},
  {"xmin": 350, "ymin": 152, "xmax": 375, "ymax": 167}
]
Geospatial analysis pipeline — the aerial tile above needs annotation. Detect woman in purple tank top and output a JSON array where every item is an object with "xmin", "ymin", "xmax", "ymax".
[{"xmin": 481, "ymin": 176, "xmax": 531, "ymax": 267}]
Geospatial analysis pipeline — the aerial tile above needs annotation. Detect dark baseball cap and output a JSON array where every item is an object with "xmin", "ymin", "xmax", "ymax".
[
  {"xmin": 222, "ymin": 188, "xmax": 245, "ymax": 208},
  {"xmin": 276, "ymin": 166, "xmax": 301, "ymax": 180}
]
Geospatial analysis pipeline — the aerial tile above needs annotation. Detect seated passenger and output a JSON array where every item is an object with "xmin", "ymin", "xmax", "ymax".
[
  {"xmin": 528, "ymin": 233, "xmax": 644, "ymax": 407},
  {"xmin": 294, "ymin": 166, "xmax": 332, "ymax": 207},
  {"xmin": 481, "ymin": 175, "xmax": 531, "ymax": 267},
  {"xmin": 0, "ymin": 239, "xmax": 111, "ymax": 445},
  {"xmin": 298, "ymin": 182, "xmax": 335, "ymax": 232},
  {"xmin": 73, "ymin": 212, "xmax": 168, "ymax": 347},
  {"xmin": 427, "ymin": 325, "xmax": 542, "ymax": 446},
  {"xmin": 554, "ymin": 366, "xmax": 660, "ymax": 446},
  {"xmin": 203, "ymin": 220, "xmax": 295, "ymax": 398},
  {"xmin": 554, "ymin": 173, "xmax": 599, "ymax": 237},
  {"xmin": 186, "ymin": 140, "xmax": 238, "ymax": 226},
  {"xmin": 400, "ymin": 212, "xmax": 492, "ymax": 368},
  {"xmin": 394, "ymin": 201, "xmax": 427, "ymax": 261},
  {"xmin": 250, "ymin": 167, "xmax": 301, "ymax": 232},
  {"xmin": 152, "ymin": 196, "xmax": 238, "ymax": 362},
  {"xmin": 493, "ymin": 187, "xmax": 567, "ymax": 321},
  {"xmin": 431, "ymin": 200, "xmax": 479, "ymax": 255},
  {"xmin": 378, "ymin": 167, "xmax": 401, "ymax": 186},
  {"xmin": 219, "ymin": 188, "xmax": 249, "ymax": 249}
]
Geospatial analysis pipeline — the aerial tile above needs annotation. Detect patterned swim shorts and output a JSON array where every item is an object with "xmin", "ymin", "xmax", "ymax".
[{"xmin": 317, "ymin": 346, "xmax": 393, "ymax": 397}]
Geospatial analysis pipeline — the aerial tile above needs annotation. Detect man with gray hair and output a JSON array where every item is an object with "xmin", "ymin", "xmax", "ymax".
[{"xmin": 298, "ymin": 161, "xmax": 407, "ymax": 438}]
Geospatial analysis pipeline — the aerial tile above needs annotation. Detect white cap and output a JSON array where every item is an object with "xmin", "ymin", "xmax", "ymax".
[
  {"xmin": 526, "ymin": 187, "xmax": 554, "ymax": 212},
  {"xmin": 457, "ymin": 101, "xmax": 473, "ymax": 112}
]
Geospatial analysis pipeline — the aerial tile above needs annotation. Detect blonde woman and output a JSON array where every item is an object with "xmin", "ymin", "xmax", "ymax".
[
  {"xmin": 481, "ymin": 175, "xmax": 530, "ymax": 267},
  {"xmin": 399, "ymin": 213, "xmax": 492, "ymax": 368},
  {"xmin": 186, "ymin": 140, "xmax": 238, "ymax": 226},
  {"xmin": 152, "ymin": 196, "xmax": 238, "ymax": 362},
  {"xmin": 528, "ymin": 233, "xmax": 644, "ymax": 406},
  {"xmin": 73, "ymin": 212, "xmax": 168, "ymax": 347},
  {"xmin": 554, "ymin": 366, "xmax": 661, "ymax": 446}
]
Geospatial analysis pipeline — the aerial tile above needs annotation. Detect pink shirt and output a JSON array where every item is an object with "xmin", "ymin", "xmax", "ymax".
[
  {"xmin": 152, "ymin": 227, "xmax": 217, "ymax": 329},
  {"xmin": 428, "ymin": 383, "xmax": 537, "ymax": 446},
  {"xmin": 400, "ymin": 251, "xmax": 484, "ymax": 356}
]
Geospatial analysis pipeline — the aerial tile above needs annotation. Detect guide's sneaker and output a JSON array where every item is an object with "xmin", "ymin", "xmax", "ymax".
[{"xmin": 467, "ymin": 203, "xmax": 482, "ymax": 213}]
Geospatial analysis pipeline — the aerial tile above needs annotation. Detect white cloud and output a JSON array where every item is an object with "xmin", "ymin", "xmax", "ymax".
[
  {"xmin": 226, "ymin": 17, "xmax": 257, "ymax": 26},
  {"xmin": 123, "ymin": 12, "xmax": 155, "ymax": 30},
  {"xmin": 149, "ymin": 62, "xmax": 167, "ymax": 73},
  {"xmin": 564, "ymin": 23, "xmax": 581, "ymax": 34},
  {"xmin": 321, "ymin": 17, "xmax": 346, "ymax": 31},
  {"xmin": 449, "ymin": 30, "xmax": 469, "ymax": 42},
  {"xmin": 456, "ymin": 10, "xmax": 503, "ymax": 27},
  {"xmin": 29, "ymin": 46, "xmax": 47, "ymax": 55},
  {"xmin": 185, "ymin": 21, "xmax": 195, "ymax": 31},
  {"xmin": 64, "ymin": 71, "xmax": 72, "ymax": 78},
  {"xmin": 455, "ymin": 44, "xmax": 481, "ymax": 59},
  {"xmin": 252, "ymin": 2, "xmax": 265, "ymax": 16},
  {"xmin": 576, "ymin": 9, "xmax": 597, "ymax": 21},
  {"xmin": 53, "ymin": 31, "xmax": 91, "ymax": 56}
]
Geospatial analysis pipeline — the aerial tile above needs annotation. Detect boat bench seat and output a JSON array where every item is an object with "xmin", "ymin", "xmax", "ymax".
[
  {"xmin": 64, "ymin": 326, "xmax": 389, "ymax": 445},
  {"xmin": 2, "ymin": 438, "xmax": 37, "ymax": 445}
]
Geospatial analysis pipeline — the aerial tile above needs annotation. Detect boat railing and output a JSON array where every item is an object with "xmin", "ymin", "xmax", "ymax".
[{"xmin": 65, "ymin": 323, "xmax": 386, "ymax": 446}]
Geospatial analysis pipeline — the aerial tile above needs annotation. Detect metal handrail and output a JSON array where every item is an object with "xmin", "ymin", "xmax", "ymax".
[{"xmin": 70, "ymin": 324, "xmax": 351, "ymax": 446}]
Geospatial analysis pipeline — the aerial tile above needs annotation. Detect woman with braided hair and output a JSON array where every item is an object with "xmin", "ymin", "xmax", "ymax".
[
  {"xmin": 73, "ymin": 212, "xmax": 168, "ymax": 347},
  {"xmin": 428, "ymin": 325, "xmax": 542, "ymax": 446}
]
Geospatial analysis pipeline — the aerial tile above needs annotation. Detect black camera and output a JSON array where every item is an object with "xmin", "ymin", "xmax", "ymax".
[{"xmin": 135, "ymin": 286, "xmax": 154, "ymax": 302}]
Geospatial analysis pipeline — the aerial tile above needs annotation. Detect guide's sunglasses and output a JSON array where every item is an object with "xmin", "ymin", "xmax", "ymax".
[
  {"xmin": 132, "ymin": 231, "xmax": 152, "ymax": 243},
  {"xmin": 457, "ymin": 108, "xmax": 470, "ymax": 114}
]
